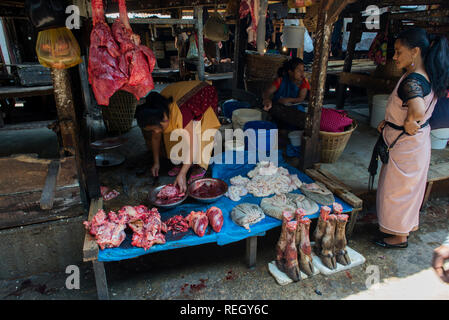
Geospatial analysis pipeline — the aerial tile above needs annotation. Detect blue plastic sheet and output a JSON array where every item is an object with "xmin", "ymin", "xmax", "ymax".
[{"xmin": 98, "ymin": 151, "xmax": 353, "ymax": 262}]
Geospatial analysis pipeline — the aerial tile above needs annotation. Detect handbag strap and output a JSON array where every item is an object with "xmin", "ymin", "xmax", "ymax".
[{"xmin": 384, "ymin": 119, "xmax": 430, "ymax": 149}]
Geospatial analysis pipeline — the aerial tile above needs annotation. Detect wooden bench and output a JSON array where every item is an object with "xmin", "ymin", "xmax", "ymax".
[
  {"xmin": 422, "ymin": 162, "xmax": 449, "ymax": 207},
  {"xmin": 83, "ymin": 198, "xmax": 261, "ymax": 300},
  {"xmin": 306, "ymin": 164, "xmax": 363, "ymax": 238}
]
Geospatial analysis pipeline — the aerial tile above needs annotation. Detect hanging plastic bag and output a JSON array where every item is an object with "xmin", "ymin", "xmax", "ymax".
[
  {"xmin": 36, "ymin": 27, "xmax": 82, "ymax": 69},
  {"xmin": 288, "ymin": 0, "xmax": 315, "ymax": 9},
  {"xmin": 304, "ymin": 28, "xmax": 314, "ymax": 53},
  {"xmin": 204, "ymin": 13, "xmax": 229, "ymax": 42},
  {"xmin": 186, "ymin": 34, "xmax": 199, "ymax": 60}
]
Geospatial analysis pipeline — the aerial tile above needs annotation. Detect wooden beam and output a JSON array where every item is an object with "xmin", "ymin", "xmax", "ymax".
[
  {"xmin": 336, "ymin": 11, "xmax": 362, "ymax": 109},
  {"xmin": 105, "ymin": 0, "xmax": 228, "ymax": 14},
  {"xmin": 194, "ymin": 6, "xmax": 205, "ymax": 81},
  {"xmin": 106, "ymin": 18, "xmax": 197, "ymax": 25},
  {"xmin": 390, "ymin": 8, "xmax": 449, "ymax": 20},
  {"xmin": 305, "ymin": 168, "xmax": 363, "ymax": 208},
  {"xmin": 374, "ymin": 0, "xmax": 447, "ymax": 5},
  {"xmin": 300, "ymin": 1, "xmax": 333, "ymax": 170},
  {"xmin": 338, "ymin": 72, "xmax": 399, "ymax": 92},
  {"xmin": 83, "ymin": 198, "xmax": 103, "ymax": 262},
  {"xmin": 0, "ymin": 187, "xmax": 83, "ymax": 230},
  {"xmin": 232, "ymin": 0, "xmax": 247, "ymax": 91},
  {"xmin": 326, "ymin": 0, "xmax": 358, "ymax": 26}
]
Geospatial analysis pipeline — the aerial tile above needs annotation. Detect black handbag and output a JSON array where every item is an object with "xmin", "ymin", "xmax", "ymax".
[{"xmin": 368, "ymin": 120, "xmax": 429, "ymax": 191}]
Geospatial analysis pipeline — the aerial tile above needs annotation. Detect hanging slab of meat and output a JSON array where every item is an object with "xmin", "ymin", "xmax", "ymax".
[
  {"xmin": 112, "ymin": 0, "xmax": 156, "ymax": 100},
  {"xmin": 313, "ymin": 205, "xmax": 331, "ymax": 255},
  {"xmin": 156, "ymin": 184, "xmax": 185, "ymax": 205},
  {"xmin": 275, "ymin": 211, "xmax": 293, "ymax": 273},
  {"xmin": 83, "ymin": 209, "xmax": 127, "ymax": 250},
  {"xmin": 206, "ymin": 206, "xmax": 224, "ymax": 233},
  {"xmin": 298, "ymin": 217, "xmax": 315, "ymax": 277},
  {"xmin": 334, "ymin": 214, "xmax": 351, "ymax": 266},
  {"xmin": 88, "ymin": 0, "xmax": 128, "ymax": 106},
  {"xmin": 284, "ymin": 221, "xmax": 301, "ymax": 282},
  {"xmin": 129, "ymin": 207, "xmax": 166, "ymax": 250},
  {"xmin": 186, "ymin": 211, "xmax": 209, "ymax": 237},
  {"xmin": 320, "ymin": 214, "xmax": 337, "ymax": 270}
]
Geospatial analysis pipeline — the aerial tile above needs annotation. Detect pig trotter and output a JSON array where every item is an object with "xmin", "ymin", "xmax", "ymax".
[
  {"xmin": 321, "ymin": 253, "xmax": 337, "ymax": 270},
  {"xmin": 284, "ymin": 221, "xmax": 301, "ymax": 282},
  {"xmin": 298, "ymin": 216, "xmax": 315, "ymax": 277},
  {"xmin": 320, "ymin": 215, "xmax": 337, "ymax": 270},
  {"xmin": 334, "ymin": 214, "xmax": 351, "ymax": 266},
  {"xmin": 275, "ymin": 211, "xmax": 293, "ymax": 273},
  {"xmin": 336, "ymin": 250, "xmax": 351, "ymax": 266}
]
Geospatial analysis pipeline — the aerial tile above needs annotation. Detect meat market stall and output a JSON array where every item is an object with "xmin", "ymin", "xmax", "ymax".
[{"xmin": 83, "ymin": 151, "xmax": 361, "ymax": 299}]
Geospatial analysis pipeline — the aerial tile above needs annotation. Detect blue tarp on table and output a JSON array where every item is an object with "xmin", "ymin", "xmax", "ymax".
[{"xmin": 98, "ymin": 151, "xmax": 353, "ymax": 262}]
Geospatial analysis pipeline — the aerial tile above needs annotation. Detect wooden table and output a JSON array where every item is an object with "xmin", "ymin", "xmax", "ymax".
[{"xmin": 0, "ymin": 85, "xmax": 53, "ymax": 99}]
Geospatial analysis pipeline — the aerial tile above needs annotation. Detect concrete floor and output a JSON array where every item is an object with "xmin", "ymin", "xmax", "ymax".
[{"xmin": 0, "ymin": 104, "xmax": 448, "ymax": 300}]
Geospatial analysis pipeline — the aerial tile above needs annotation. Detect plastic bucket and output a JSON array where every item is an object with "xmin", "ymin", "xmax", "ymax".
[
  {"xmin": 288, "ymin": 130, "xmax": 303, "ymax": 147},
  {"xmin": 370, "ymin": 94, "xmax": 389, "ymax": 129},
  {"xmin": 232, "ymin": 108, "xmax": 262, "ymax": 130},
  {"xmin": 282, "ymin": 25, "xmax": 305, "ymax": 49},
  {"xmin": 224, "ymin": 139, "xmax": 245, "ymax": 151},
  {"xmin": 222, "ymin": 99, "xmax": 251, "ymax": 119},
  {"xmin": 430, "ymin": 128, "xmax": 449, "ymax": 149},
  {"xmin": 243, "ymin": 121, "xmax": 278, "ymax": 152}
]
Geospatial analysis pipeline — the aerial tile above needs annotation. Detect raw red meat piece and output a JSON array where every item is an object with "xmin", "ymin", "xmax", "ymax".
[
  {"xmin": 156, "ymin": 184, "xmax": 185, "ymax": 204},
  {"xmin": 83, "ymin": 209, "xmax": 127, "ymax": 250},
  {"xmin": 186, "ymin": 211, "xmax": 209, "ymax": 237},
  {"xmin": 206, "ymin": 207, "xmax": 223, "ymax": 233},
  {"xmin": 88, "ymin": 0, "xmax": 127, "ymax": 106},
  {"xmin": 117, "ymin": 205, "xmax": 138, "ymax": 223},
  {"xmin": 100, "ymin": 186, "xmax": 120, "ymax": 201},
  {"xmin": 128, "ymin": 207, "xmax": 166, "ymax": 250},
  {"xmin": 165, "ymin": 215, "xmax": 189, "ymax": 234},
  {"xmin": 112, "ymin": 0, "xmax": 156, "ymax": 100}
]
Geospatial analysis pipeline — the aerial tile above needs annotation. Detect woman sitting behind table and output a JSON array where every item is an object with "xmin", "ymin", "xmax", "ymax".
[
  {"xmin": 135, "ymin": 81, "xmax": 221, "ymax": 193},
  {"xmin": 263, "ymin": 57, "xmax": 311, "ymax": 111}
]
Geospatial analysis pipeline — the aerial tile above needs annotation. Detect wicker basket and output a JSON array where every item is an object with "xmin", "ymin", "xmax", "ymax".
[
  {"xmin": 246, "ymin": 52, "xmax": 288, "ymax": 80},
  {"xmin": 245, "ymin": 78, "xmax": 274, "ymax": 98},
  {"xmin": 319, "ymin": 119, "xmax": 358, "ymax": 163},
  {"xmin": 102, "ymin": 90, "xmax": 138, "ymax": 134}
]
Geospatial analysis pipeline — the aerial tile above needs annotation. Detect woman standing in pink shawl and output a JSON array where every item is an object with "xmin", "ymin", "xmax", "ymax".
[{"xmin": 374, "ymin": 28, "xmax": 449, "ymax": 248}]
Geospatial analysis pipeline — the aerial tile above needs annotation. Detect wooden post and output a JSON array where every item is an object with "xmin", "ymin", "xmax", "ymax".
[
  {"xmin": 299, "ymin": 1, "xmax": 333, "ymax": 170},
  {"xmin": 246, "ymin": 236, "xmax": 257, "ymax": 268},
  {"xmin": 194, "ymin": 6, "xmax": 205, "ymax": 81},
  {"xmin": 336, "ymin": 12, "xmax": 362, "ymax": 109},
  {"xmin": 50, "ymin": 68, "xmax": 87, "ymax": 204},
  {"xmin": 233, "ymin": 0, "xmax": 247, "ymax": 91}
]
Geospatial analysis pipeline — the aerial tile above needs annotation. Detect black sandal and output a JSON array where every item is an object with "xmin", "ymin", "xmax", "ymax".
[{"xmin": 373, "ymin": 239, "xmax": 408, "ymax": 249}]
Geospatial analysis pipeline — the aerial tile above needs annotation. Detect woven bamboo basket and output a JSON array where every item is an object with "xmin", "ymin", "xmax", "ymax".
[
  {"xmin": 102, "ymin": 90, "xmax": 138, "ymax": 134},
  {"xmin": 319, "ymin": 119, "xmax": 358, "ymax": 163},
  {"xmin": 246, "ymin": 52, "xmax": 288, "ymax": 80}
]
